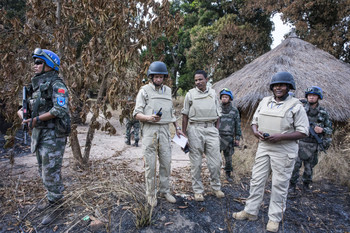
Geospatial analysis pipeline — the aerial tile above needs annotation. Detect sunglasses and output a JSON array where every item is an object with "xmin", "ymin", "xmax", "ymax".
[
  {"xmin": 220, "ymin": 88, "xmax": 231, "ymax": 93},
  {"xmin": 34, "ymin": 60, "xmax": 44, "ymax": 65},
  {"xmin": 32, "ymin": 48, "xmax": 59, "ymax": 68},
  {"xmin": 306, "ymin": 87, "xmax": 318, "ymax": 92}
]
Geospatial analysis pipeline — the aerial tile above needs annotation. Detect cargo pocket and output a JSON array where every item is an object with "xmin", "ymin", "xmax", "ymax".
[{"xmin": 284, "ymin": 153, "xmax": 297, "ymax": 172}]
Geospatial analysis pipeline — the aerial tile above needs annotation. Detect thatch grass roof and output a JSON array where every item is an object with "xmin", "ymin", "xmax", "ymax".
[{"xmin": 213, "ymin": 35, "xmax": 350, "ymax": 122}]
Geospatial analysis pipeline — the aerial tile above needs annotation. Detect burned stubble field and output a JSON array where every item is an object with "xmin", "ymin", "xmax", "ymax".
[{"xmin": 0, "ymin": 131, "xmax": 349, "ymax": 233}]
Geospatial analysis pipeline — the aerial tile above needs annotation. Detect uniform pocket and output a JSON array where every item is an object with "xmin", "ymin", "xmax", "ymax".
[{"xmin": 284, "ymin": 153, "xmax": 297, "ymax": 171}]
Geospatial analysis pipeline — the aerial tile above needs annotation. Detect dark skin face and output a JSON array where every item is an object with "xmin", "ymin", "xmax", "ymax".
[
  {"xmin": 194, "ymin": 74, "xmax": 208, "ymax": 92},
  {"xmin": 272, "ymin": 83, "xmax": 288, "ymax": 102}
]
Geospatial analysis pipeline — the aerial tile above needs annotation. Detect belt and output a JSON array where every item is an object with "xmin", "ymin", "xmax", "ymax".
[{"xmin": 189, "ymin": 121, "xmax": 215, "ymax": 128}]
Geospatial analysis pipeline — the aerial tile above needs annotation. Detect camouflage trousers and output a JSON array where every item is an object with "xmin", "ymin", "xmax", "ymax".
[
  {"xmin": 35, "ymin": 129, "xmax": 67, "ymax": 202},
  {"xmin": 220, "ymin": 135, "xmax": 235, "ymax": 172},
  {"xmin": 290, "ymin": 141, "xmax": 318, "ymax": 185},
  {"xmin": 125, "ymin": 119, "xmax": 140, "ymax": 142}
]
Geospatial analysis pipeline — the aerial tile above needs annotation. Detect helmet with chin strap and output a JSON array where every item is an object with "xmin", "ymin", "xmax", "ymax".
[
  {"xmin": 305, "ymin": 86, "xmax": 323, "ymax": 100},
  {"xmin": 32, "ymin": 48, "xmax": 60, "ymax": 71},
  {"xmin": 270, "ymin": 71, "xmax": 296, "ymax": 90},
  {"xmin": 147, "ymin": 61, "xmax": 168, "ymax": 78},
  {"xmin": 220, "ymin": 88, "xmax": 233, "ymax": 100}
]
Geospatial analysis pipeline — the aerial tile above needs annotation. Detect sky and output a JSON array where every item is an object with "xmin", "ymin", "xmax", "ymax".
[{"xmin": 271, "ymin": 13, "xmax": 294, "ymax": 49}]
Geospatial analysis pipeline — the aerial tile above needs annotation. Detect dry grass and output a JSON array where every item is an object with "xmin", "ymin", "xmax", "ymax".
[
  {"xmin": 313, "ymin": 121, "xmax": 350, "ymax": 188},
  {"xmin": 0, "ymin": 157, "xmax": 155, "ymax": 232},
  {"xmin": 229, "ymin": 123, "xmax": 350, "ymax": 189}
]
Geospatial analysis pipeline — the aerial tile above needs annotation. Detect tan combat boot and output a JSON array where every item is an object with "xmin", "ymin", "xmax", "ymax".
[
  {"xmin": 232, "ymin": 210, "xmax": 258, "ymax": 221},
  {"xmin": 194, "ymin": 193, "xmax": 204, "ymax": 202},
  {"xmin": 160, "ymin": 193, "xmax": 176, "ymax": 203},
  {"xmin": 214, "ymin": 190, "xmax": 225, "ymax": 198},
  {"xmin": 266, "ymin": 220, "xmax": 279, "ymax": 232}
]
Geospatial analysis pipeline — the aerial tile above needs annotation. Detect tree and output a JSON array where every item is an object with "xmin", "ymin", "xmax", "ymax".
[
  {"xmin": 0, "ymin": 0, "xmax": 181, "ymax": 168},
  {"xmin": 280, "ymin": 0, "xmax": 350, "ymax": 63},
  {"xmin": 183, "ymin": 0, "xmax": 273, "ymax": 85},
  {"xmin": 255, "ymin": 0, "xmax": 350, "ymax": 63},
  {"xmin": 154, "ymin": 0, "xmax": 273, "ymax": 92}
]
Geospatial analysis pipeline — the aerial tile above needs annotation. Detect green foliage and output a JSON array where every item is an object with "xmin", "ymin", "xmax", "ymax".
[{"xmin": 142, "ymin": 0, "xmax": 274, "ymax": 93}]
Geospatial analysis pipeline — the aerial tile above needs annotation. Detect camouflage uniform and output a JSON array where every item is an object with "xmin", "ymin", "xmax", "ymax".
[
  {"xmin": 28, "ymin": 71, "xmax": 70, "ymax": 202},
  {"xmin": 124, "ymin": 102, "xmax": 140, "ymax": 144},
  {"xmin": 290, "ymin": 103, "xmax": 332, "ymax": 185},
  {"xmin": 219, "ymin": 103, "xmax": 241, "ymax": 173}
]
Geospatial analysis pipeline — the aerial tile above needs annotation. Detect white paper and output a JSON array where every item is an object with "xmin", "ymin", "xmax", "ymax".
[{"xmin": 172, "ymin": 134, "xmax": 188, "ymax": 148}]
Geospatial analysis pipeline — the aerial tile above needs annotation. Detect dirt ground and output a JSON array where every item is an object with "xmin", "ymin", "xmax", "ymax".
[{"xmin": 0, "ymin": 115, "xmax": 349, "ymax": 233}]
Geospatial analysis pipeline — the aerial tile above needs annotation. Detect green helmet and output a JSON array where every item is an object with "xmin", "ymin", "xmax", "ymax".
[
  {"xmin": 270, "ymin": 71, "xmax": 296, "ymax": 90},
  {"xmin": 147, "ymin": 61, "xmax": 168, "ymax": 78}
]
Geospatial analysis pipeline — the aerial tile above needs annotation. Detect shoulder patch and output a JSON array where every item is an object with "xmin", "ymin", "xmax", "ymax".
[
  {"xmin": 57, "ymin": 97, "xmax": 66, "ymax": 106},
  {"xmin": 58, "ymin": 88, "xmax": 65, "ymax": 94}
]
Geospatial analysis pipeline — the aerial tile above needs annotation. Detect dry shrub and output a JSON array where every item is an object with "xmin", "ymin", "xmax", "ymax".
[
  {"xmin": 231, "ymin": 131, "xmax": 258, "ymax": 182},
  {"xmin": 313, "ymin": 121, "xmax": 350, "ymax": 188},
  {"xmin": 231, "ymin": 122, "xmax": 350, "ymax": 189},
  {"xmin": 0, "ymin": 158, "xmax": 155, "ymax": 231}
]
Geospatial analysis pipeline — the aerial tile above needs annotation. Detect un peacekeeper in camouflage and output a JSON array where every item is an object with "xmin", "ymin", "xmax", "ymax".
[
  {"xmin": 17, "ymin": 48, "xmax": 70, "ymax": 225},
  {"xmin": 218, "ymin": 88, "xmax": 242, "ymax": 182},
  {"xmin": 290, "ymin": 86, "xmax": 332, "ymax": 192},
  {"xmin": 124, "ymin": 97, "xmax": 140, "ymax": 147}
]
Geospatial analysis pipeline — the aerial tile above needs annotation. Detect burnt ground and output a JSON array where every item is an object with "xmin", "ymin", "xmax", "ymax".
[{"xmin": 0, "ymin": 131, "xmax": 349, "ymax": 233}]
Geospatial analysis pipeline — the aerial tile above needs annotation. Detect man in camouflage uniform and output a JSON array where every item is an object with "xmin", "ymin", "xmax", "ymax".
[
  {"xmin": 219, "ymin": 88, "xmax": 242, "ymax": 182},
  {"xmin": 182, "ymin": 70, "xmax": 225, "ymax": 202},
  {"xmin": 124, "ymin": 97, "xmax": 140, "ymax": 147},
  {"xmin": 134, "ymin": 61, "xmax": 184, "ymax": 207},
  {"xmin": 290, "ymin": 86, "xmax": 332, "ymax": 191},
  {"xmin": 17, "ymin": 48, "xmax": 70, "ymax": 225}
]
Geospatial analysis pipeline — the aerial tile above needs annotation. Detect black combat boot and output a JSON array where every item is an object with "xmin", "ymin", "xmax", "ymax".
[
  {"xmin": 37, "ymin": 199, "xmax": 53, "ymax": 211},
  {"xmin": 226, "ymin": 171, "xmax": 233, "ymax": 182},
  {"xmin": 288, "ymin": 183, "xmax": 296, "ymax": 194},
  {"xmin": 125, "ymin": 138, "xmax": 131, "ymax": 145},
  {"xmin": 41, "ymin": 200, "xmax": 64, "ymax": 225},
  {"xmin": 133, "ymin": 140, "xmax": 139, "ymax": 147},
  {"xmin": 303, "ymin": 182, "xmax": 311, "ymax": 193}
]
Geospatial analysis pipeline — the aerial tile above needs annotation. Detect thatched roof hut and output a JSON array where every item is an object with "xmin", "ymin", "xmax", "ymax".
[{"xmin": 213, "ymin": 35, "xmax": 350, "ymax": 123}]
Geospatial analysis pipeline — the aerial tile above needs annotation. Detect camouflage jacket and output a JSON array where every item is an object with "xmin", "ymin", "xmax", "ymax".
[
  {"xmin": 28, "ymin": 71, "xmax": 71, "ymax": 137},
  {"xmin": 219, "ymin": 103, "xmax": 242, "ymax": 140},
  {"xmin": 302, "ymin": 102, "xmax": 332, "ymax": 148}
]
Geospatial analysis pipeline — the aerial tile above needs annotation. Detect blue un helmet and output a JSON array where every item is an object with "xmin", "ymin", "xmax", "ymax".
[
  {"xmin": 32, "ymin": 48, "xmax": 60, "ymax": 71},
  {"xmin": 147, "ymin": 61, "xmax": 168, "ymax": 78},
  {"xmin": 220, "ymin": 88, "xmax": 233, "ymax": 100},
  {"xmin": 305, "ymin": 86, "xmax": 323, "ymax": 100}
]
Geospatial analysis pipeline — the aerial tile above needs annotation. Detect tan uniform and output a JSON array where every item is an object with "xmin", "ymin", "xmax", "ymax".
[
  {"xmin": 181, "ymin": 87, "xmax": 222, "ymax": 194},
  {"xmin": 133, "ymin": 83, "xmax": 176, "ymax": 197},
  {"xmin": 244, "ymin": 95, "xmax": 309, "ymax": 222}
]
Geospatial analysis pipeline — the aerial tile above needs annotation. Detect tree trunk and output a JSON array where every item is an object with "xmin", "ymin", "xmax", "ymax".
[
  {"xmin": 82, "ymin": 72, "xmax": 108, "ymax": 164},
  {"xmin": 70, "ymin": 124, "xmax": 84, "ymax": 167}
]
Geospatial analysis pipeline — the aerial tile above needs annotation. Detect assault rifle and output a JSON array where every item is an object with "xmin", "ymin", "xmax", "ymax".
[
  {"xmin": 309, "ymin": 122, "xmax": 326, "ymax": 153},
  {"xmin": 22, "ymin": 87, "xmax": 29, "ymax": 145}
]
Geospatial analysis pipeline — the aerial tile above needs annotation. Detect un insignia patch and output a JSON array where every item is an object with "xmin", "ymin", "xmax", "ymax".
[{"xmin": 57, "ymin": 97, "xmax": 66, "ymax": 106}]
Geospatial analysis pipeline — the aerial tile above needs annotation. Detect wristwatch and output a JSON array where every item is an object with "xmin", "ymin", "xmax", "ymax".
[
  {"xmin": 36, "ymin": 116, "xmax": 41, "ymax": 123},
  {"xmin": 176, "ymin": 126, "xmax": 181, "ymax": 130}
]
